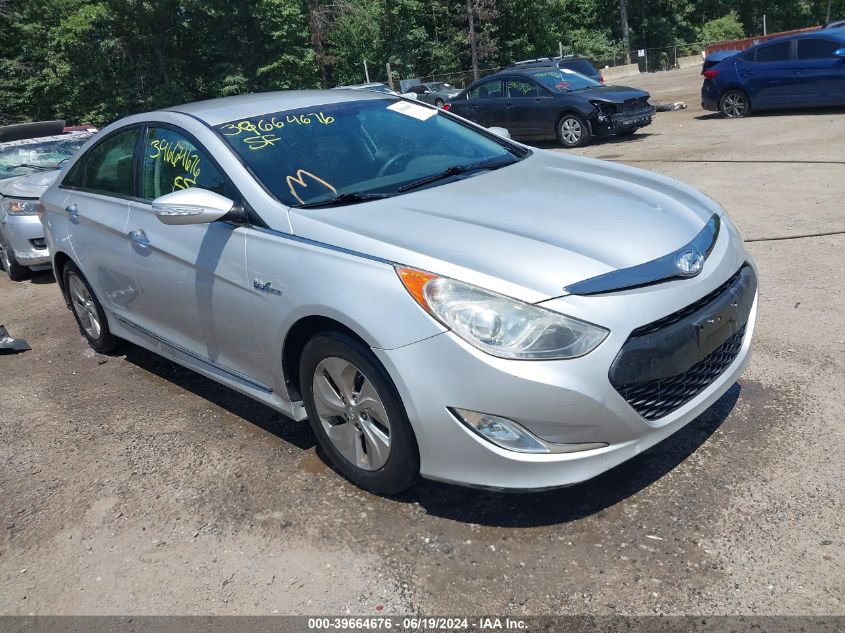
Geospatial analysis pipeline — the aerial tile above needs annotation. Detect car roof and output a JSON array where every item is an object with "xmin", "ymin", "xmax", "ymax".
[
  {"xmin": 752, "ymin": 28, "xmax": 845, "ymax": 47},
  {"xmin": 164, "ymin": 89, "xmax": 392, "ymax": 126}
]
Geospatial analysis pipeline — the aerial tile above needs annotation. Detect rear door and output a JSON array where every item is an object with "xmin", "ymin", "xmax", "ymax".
[
  {"xmin": 745, "ymin": 40, "xmax": 799, "ymax": 107},
  {"xmin": 502, "ymin": 77, "xmax": 554, "ymax": 135},
  {"xmin": 56, "ymin": 127, "xmax": 140, "ymax": 315},
  {"xmin": 124, "ymin": 124, "xmax": 264, "ymax": 385},
  {"xmin": 794, "ymin": 37, "xmax": 845, "ymax": 104}
]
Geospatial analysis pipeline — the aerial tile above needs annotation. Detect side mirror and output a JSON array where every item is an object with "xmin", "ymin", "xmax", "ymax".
[
  {"xmin": 152, "ymin": 188, "xmax": 234, "ymax": 225},
  {"xmin": 834, "ymin": 47, "xmax": 845, "ymax": 58},
  {"xmin": 487, "ymin": 126, "xmax": 512, "ymax": 139}
]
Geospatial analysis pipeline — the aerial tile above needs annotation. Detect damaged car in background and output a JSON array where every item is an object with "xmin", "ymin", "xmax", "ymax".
[
  {"xmin": 445, "ymin": 66, "xmax": 654, "ymax": 148},
  {"xmin": 0, "ymin": 120, "xmax": 96, "ymax": 280}
]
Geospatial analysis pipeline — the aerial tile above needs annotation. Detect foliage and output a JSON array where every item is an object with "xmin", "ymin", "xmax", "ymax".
[
  {"xmin": 1, "ymin": 0, "xmax": 842, "ymax": 125},
  {"xmin": 699, "ymin": 12, "xmax": 746, "ymax": 44}
]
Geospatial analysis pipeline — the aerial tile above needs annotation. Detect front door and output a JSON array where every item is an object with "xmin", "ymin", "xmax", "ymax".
[
  {"xmin": 502, "ymin": 77, "xmax": 553, "ymax": 135},
  {"xmin": 124, "ymin": 124, "xmax": 264, "ymax": 386},
  {"xmin": 794, "ymin": 37, "xmax": 845, "ymax": 104}
]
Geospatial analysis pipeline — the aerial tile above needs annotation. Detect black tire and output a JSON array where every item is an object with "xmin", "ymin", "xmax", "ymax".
[
  {"xmin": 720, "ymin": 89, "xmax": 750, "ymax": 118},
  {"xmin": 556, "ymin": 113, "xmax": 592, "ymax": 148},
  {"xmin": 0, "ymin": 233, "xmax": 29, "ymax": 281},
  {"xmin": 434, "ymin": 98, "xmax": 444, "ymax": 108},
  {"xmin": 62, "ymin": 262, "xmax": 118, "ymax": 353},
  {"xmin": 300, "ymin": 331, "xmax": 420, "ymax": 495}
]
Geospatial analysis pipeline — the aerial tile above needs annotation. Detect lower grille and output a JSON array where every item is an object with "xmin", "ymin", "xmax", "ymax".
[
  {"xmin": 615, "ymin": 325, "xmax": 746, "ymax": 421},
  {"xmin": 622, "ymin": 97, "xmax": 649, "ymax": 113},
  {"xmin": 30, "ymin": 238, "xmax": 46, "ymax": 250}
]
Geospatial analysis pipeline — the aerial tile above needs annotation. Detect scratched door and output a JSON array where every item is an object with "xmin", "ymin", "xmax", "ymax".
[{"xmin": 124, "ymin": 124, "xmax": 263, "ymax": 383}]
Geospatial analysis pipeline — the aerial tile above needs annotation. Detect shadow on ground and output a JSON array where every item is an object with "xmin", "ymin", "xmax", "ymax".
[
  {"xmin": 123, "ymin": 337, "xmax": 740, "ymax": 528},
  {"xmin": 394, "ymin": 384, "xmax": 739, "ymax": 527},
  {"xmin": 122, "ymin": 344, "xmax": 316, "ymax": 451}
]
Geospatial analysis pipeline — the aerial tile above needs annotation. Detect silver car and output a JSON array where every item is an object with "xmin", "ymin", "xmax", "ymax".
[
  {"xmin": 40, "ymin": 90, "xmax": 757, "ymax": 494},
  {"xmin": 0, "ymin": 128, "xmax": 94, "ymax": 280},
  {"xmin": 404, "ymin": 82, "xmax": 462, "ymax": 107}
]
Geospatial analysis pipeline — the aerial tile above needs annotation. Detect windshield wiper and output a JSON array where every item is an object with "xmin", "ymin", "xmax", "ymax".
[
  {"xmin": 397, "ymin": 157, "xmax": 517, "ymax": 193},
  {"xmin": 291, "ymin": 191, "xmax": 394, "ymax": 209},
  {"xmin": 11, "ymin": 163, "xmax": 58, "ymax": 172}
]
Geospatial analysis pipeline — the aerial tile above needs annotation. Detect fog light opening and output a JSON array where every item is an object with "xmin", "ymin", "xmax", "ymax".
[{"xmin": 449, "ymin": 408, "xmax": 549, "ymax": 454}]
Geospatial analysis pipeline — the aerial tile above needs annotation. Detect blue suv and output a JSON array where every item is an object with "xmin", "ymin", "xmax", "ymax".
[{"xmin": 702, "ymin": 29, "xmax": 845, "ymax": 117}]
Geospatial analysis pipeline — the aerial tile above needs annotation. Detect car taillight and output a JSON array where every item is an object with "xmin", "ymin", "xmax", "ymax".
[
  {"xmin": 703, "ymin": 69, "xmax": 719, "ymax": 79},
  {"xmin": 441, "ymin": 103, "xmax": 451, "ymax": 111}
]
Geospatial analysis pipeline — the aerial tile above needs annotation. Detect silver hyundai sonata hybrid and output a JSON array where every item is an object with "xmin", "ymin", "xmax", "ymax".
[{"xmin": 40, "ymin": 90, "xmax": 757, "ymax": 494}]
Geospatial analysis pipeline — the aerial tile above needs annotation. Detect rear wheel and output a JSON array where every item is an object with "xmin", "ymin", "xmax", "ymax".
[
  {"xmin": 434, "ymin": 98, "xmax": 444, "ymax": 108},
  {"xmin": 720, "ymin": 89, "xmax": 750, "ymax": 118},
  {"xmin": 63, "ymin": 262, "xmax": 117, "ymax": 353},
  {"xmin": 300, "ymin": 331, "xmax": 419, "ymax": 495},
  {"xmin": 557, "ymin": 113, "xmax": 592, "ymax": 148},
  {"xmin": 0, "ymin": 234, "xmax": 29, "ymax": 281}
]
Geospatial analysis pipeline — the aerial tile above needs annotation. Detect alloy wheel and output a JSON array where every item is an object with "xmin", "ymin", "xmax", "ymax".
[
  {"xmin": 722, "ymin": 92, "xmax": 747, "ymax": 118},
  {"xmin": 312, "ymin": 356, "xmax": 392, "ymax": 471},
  {"xmin": 68, "ymin": 274, "xmax": 102, "ymax": 340},
  {"xmin": 560, "ymin": 117, "xmax": 582, "ymax": 145}
]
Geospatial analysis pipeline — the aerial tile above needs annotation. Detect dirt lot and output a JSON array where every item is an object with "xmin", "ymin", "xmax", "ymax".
[{"xmin": 1, "ymin": 66, "xmax": 843, "ymax": 616}]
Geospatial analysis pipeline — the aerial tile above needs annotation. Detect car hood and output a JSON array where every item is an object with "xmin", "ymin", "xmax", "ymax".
[
  {"xmin": 573, "ymin": 85, "xmax": 650, "ymax": 103},
  {"xmin": 0, "ymin": 169, "xmax": 60, "ymax": 198},
  {"xmin": 289, "ymin": 151, "xmax": 719, "ymax": 303}
]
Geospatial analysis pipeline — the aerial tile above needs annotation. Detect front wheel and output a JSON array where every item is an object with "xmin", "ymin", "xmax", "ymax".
[
  {"xmin": 300, "ymin": 331, "xmax": 419, "ymax": 495},
  {"xmin": 557, "ymin": 113, "xmax": 592, "ymax": 148},
  {"xmin": 0, "ymin": 234, "xmax": 29, "ymax": 281},
  {"xmin": 434, "ymin": 98, "xmax": 444, "ymax": 108},
  {"xmin": 720, "ymin": 89, "xmax": 750, "ymax": 118}
]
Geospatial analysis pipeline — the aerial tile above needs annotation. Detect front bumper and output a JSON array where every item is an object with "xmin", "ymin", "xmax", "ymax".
[
  {"xmin": 0, "ymin": 213, "xmax": 49, "ymax": 266},
  {"xmin": 375, "ymin": 221, "xmax": 755, "ymax": 490},
  {"xmin": 610, "ymin": 107, "xmax": 655, "ymax": 133}
]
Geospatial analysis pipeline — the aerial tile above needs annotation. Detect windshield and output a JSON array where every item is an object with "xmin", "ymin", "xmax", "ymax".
[
  {"xmin": 216, "ymin": 99, "xmax": 523, "ymax": 207},
  {"xmin": 426, "ymin": 82, "xmax": 453, "ymax": 91},
  {"xmin": 0, "ymin": 135, "xmax": 90, "ymax": 180},
  {"xmin": 531, "ymin": 69, "xmax": 601, "ymax": 92}
]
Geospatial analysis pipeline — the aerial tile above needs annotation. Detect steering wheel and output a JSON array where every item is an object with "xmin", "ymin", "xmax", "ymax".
[{"xmin": 376, "ymin": 153, "xmax": 411, "ymax": 178}]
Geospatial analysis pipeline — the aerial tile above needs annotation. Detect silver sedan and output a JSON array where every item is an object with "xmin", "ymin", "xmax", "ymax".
[{"xmin": 40, "ymin": 90, "xmax": 757, "ymax": 494}]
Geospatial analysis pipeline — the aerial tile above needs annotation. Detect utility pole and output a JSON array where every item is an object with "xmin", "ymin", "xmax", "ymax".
[
  {"xmin": 763, "ymin": 14, "xmax": 767, "ymax": 36},
  {"xmin": 619, "ymin": 0, "xmax": 631, "ymax": 64},
  {"xmin": 363, "ymin": 59, "xmax": 369, "ymax": 83},
  {"xmin": 467, "ymin": 0, "xmax": 479, "ymax": 81},
  {"xmin": 827, "ymin": 0, "xmax": 833, "ymax": 24}
]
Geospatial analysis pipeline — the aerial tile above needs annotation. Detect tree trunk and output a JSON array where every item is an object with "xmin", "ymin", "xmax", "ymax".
[
  {"xmin": 619, "ymin": 0, "xmax": 631, "ymax": 64},
  {"xmin": 467, "ymin": 0, "xmax": 479, "ymax": 81}
]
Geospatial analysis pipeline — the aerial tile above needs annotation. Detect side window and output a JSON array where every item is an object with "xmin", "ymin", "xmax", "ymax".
[
  {"xmin": 81, "ymin": 128, "xmax": 139, "ymax": 196},
  {"xmin": 797, "ymin": 38, "xmax": 840, "ymax": 60},
  {"xmin": 754, "ymin": 41, "xmax": 791, "ymax": 63},
  {"xmin": 141, "ymin": 127, "xmax": 228, "ymax": 201},
  {"xmin": 469, "ymin": 80, "xmax": 502, "ymax": 100},
  {"xmin": 506, "ymin": 79, "xmax": 541, "ymax": 98}
]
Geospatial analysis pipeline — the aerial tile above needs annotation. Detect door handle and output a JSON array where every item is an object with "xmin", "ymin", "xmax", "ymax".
[
  {"xmin": 506, "ymin": 103, "xmax": 514, "ymax": 109},
  {"xmin": 128, "ymin": 229, "xmax": 150, "ymax": 248},
  {"xmin": 64, "ymin": 204, "xmax": 78, "ymax": 220}
]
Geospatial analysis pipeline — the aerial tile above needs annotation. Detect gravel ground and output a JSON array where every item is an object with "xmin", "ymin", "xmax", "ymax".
[{"xmin": 0, "ymin": 66, "xmax": 842, "ymax": 616}]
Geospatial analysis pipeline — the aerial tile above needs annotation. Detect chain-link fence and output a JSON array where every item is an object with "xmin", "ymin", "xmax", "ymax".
[{"xmin": 399, "ymin": 40, "xmax": 715, "ymax": 90}]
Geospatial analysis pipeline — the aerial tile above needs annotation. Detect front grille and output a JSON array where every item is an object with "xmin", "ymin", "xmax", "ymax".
[
  {"xmin": 615, "ymin": 326, "xmax": 745, "ymax": 421},
  {"xmin": 29, "ymin": 238, "xmax": 46, "ymax": 250},
  {"xmin": 630, "ymin": 266, "xmax": 747, "ymax": 338},
  {"xmin": 622, "ymin": 97, "xmax": 649, "ymax": 113}
]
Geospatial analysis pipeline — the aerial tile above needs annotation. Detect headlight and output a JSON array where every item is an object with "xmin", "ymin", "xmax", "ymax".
[
  {"xmin": 1, "ymin": 197, "xmax": 39, "ymax": 216},
  {"xmin": 396, "ymin": 267, "xmax": 609, "ymax": 360}
]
